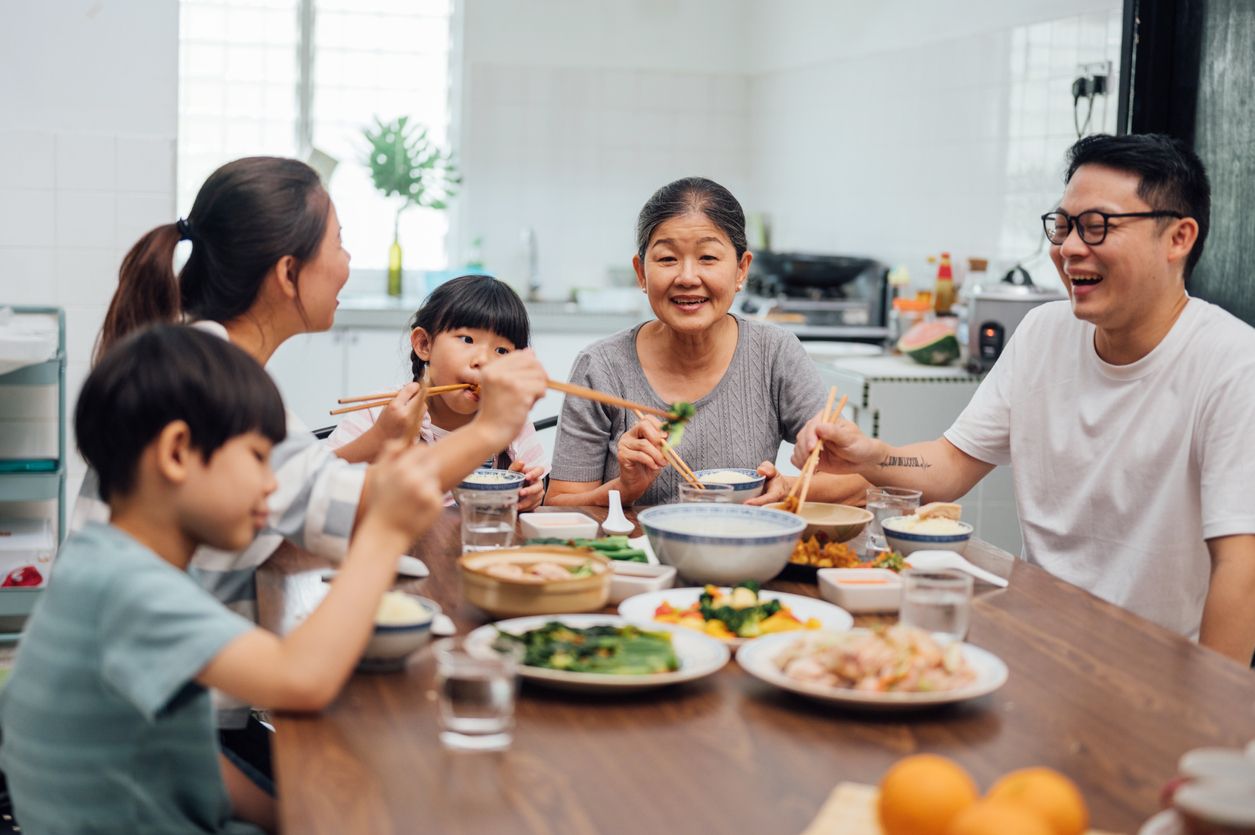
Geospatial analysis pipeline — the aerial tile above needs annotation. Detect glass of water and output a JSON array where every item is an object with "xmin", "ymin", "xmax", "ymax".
[
  {"xmin": 899, "ymin": 568, "xmax": 974, "ymax": 641},
  {"xmin": 434, "ymin": 636, "xmax": 523, "ymax": 752},
  {"xmin": 677, "ymin": 482, "xmax": 734, "ymax": 503},
  {"xmin": 455, "ymin": 488, "xmax": 518, "ymax": 552},
  {"xmin": 864, "ymin": 486, "xmax": 923, "ymax": 556}
]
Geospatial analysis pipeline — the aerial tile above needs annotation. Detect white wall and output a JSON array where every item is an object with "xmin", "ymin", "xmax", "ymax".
[
  {"xmin": 455, "ymin": 0, "xmax": 755, "ymax": 298},
  {"xmin": 0, "ymin": 0, "xmax": 179, "ymax": 494}
]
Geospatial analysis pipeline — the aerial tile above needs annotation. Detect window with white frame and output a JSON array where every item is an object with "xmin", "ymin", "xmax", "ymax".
[{"xmin": 178, "ymin": 0, "xmax": 455, "ymax": 271}]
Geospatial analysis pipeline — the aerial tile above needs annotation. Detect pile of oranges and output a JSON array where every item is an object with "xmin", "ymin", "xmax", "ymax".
[{"xmin": 878, "ymin": 754, "xmax": 1089, "ymax": 835}]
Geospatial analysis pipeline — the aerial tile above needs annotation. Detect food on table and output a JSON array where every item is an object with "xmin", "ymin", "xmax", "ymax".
[
  {"xmin": 524, "ymin": 535, "xmax": 648, "ymax": 563},
  {"xmin": 496, "ymin": 621, "xmax": 679, "ymax": 675},
  {"xmin": 885, "ymin": 501, "xmax": 968, "ymax": 534},
  {"xmin": 774, "ymin": 624, "xmax": 975, "ymax": 693},
  {"xmin": 461, "ymin": 470, "xmax": 518, "ymax": 485},
  {"xmin": 985, "ymin": 768, "xmax": 1088, "ymax": 835},
  {"xmin": 374, "ymin": 591, "xmax": 433, "ymax": 626},
  {"xmin": 698, "ymin": 469, "xmax": 758, "ymax": 485},
  {"xmin": 917, "ymin": 501, "xmax": 962, "ymax": 521},
  {"xmin": 482, "ymin": 559, "xmax": 598, "ymax": 582},
  {"xmin": 652, "ymin": 582, "xmax": 821, "ymax": 640},
  {"xmin": 789, "ymin": 536, "xmax": 908, "ymax": 571},
  {"xmin": 946, "ymin": 801, "xmax": 1055, "ymax": 835},
  {"xmin": 660, "ymin": 400, "xmax": 696, "ymax": 448},
  {"xmin": 878, "ymin": 753, "xmax": 979, "ymax": 835}
]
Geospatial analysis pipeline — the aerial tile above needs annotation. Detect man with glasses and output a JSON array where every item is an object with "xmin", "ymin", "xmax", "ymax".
[{"xmin": 793, "ymin": 133, "xmax": 1255, "ymax": 663}]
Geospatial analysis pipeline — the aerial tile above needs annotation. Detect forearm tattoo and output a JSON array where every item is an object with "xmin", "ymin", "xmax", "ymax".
[{"xmin": 878, "ymin": 455, "xmax": 932, "ymax": 470}]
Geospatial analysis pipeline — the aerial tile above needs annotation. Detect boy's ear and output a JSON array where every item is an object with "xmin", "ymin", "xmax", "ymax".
[
  {"xmin": 153, "ymin": 420, "xmax": 195, "ymax": 486},
  {"xmin": 410, "ymin": 327, "xmax": 434, "ymax": 361}
]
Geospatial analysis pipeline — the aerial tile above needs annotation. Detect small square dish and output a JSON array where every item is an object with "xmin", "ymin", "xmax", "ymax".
[
  {"xmin": 519, "ymin": 512, "xmax": 600, "ymax": 541},
  {"xmin": 607, "ymin": 562, "xmax": 677, "ymax": 605},
  {"xmin": 817, "ymin": 568, "xmax": 902, "ymax": 613}
]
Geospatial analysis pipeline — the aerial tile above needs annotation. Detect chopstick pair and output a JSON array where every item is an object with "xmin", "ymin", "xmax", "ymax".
[
  {"xmin": 632, "ymin": 410, "xmax": 702, "ymax": 489},
  {"xmin": 786, "ymin": 386, "xmax": 848, "ymax": 512},
  {"xmin": 330, "ymin": 383, "xmax": 475, "ymax": 416}
]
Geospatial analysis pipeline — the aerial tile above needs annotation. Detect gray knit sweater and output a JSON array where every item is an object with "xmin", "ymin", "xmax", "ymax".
[{"xmin": 550, "ymin": 316, "xmax": 826, "ymax": 506}]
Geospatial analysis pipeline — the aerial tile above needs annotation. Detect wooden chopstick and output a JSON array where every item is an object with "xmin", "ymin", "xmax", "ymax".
[
  {"xmin": 633, "ymin": 409, "xmax": 703, "ymax": 488},
  {"xmin": 330, "ymin": 384, "xmax": 476, "ymax": 415},
  {"xmin": 796, "ymin": 390, "xmax": 847, "ymax": 509},
  {"xmin": 548, "ymin": 379, "xmax": 674, "ymax": 421},
  {"xmin": 786, "ymin": 387, "xmax": 838, "ymax": 506}
]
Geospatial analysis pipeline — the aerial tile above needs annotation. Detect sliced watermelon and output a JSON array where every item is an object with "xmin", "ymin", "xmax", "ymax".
[{"xmin": 897, "ymin": 320, "xmax": 960, "ymax": 366}]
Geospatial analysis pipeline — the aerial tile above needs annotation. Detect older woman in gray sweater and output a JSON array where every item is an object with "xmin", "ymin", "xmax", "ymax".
[{"xmin": 545, "ymin": 177, "xmax": 867, "ymax": 507}]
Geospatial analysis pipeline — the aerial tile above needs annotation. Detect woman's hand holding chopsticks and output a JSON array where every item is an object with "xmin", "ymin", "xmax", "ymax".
[{"xmin": 616, "ymin": 414, "xmax": 671, "ymax": 504}]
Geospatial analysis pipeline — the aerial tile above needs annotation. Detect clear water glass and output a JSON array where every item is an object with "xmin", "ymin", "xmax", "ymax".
[
  {"xmin": 456, "ymin": 488, "xmax": 518, "ymax": 552},
  {"xmin": 864, "ymin": 486, "xmax": 922, "ymax": 556},
  {"xmin": 899, "ymin": 568, "xmax": 974, "ymax": 641},
  {"xmin": 434, "ymin": 637, "xmax": 523, "ymax": 752},
  {"xmin": 677, "ymin": 482, "xmax": 734, "ymax": 503}
]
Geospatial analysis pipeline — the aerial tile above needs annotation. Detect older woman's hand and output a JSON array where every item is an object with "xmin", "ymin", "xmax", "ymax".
[
  {"xmin": 617, "ymin": 416, "xmax": 668, "ymax": 503},
  {"xmin": 745, "ymin": 461, "xmax": 791, "ymax": 506}
]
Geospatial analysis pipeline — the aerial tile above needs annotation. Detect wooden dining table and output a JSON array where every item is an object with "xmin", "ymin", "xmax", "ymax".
[{"xmin": 256, "ymin": 506, "xmax": 1255, "ymax": 834}]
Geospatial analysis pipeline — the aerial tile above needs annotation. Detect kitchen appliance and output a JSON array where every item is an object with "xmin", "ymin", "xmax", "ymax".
[
  {"xmin": 739, "ymin": 252, "xmax": 889, "ymax": 342},
  {"xmin": 966, "ymin": 268, "xmax": 1067, "ymax": 372}
]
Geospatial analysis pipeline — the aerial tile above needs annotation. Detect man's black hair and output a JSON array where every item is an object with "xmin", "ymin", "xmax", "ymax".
[
  {"xmin": 1065, "ymin": 133, "xmax": 1211, "ymax": 277},
  {"xmin": 76, "ymin": 325, "xmax": 287, "ymax": 501}
]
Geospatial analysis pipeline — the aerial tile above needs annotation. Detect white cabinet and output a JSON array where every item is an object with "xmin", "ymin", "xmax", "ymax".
[
  {"xmin": 265, "ymin": 331, "xmax": 349, "ymax": 431},
  {"xmin": 816, "ymin": 354, "xmax": 1023, "ymax": 556}
]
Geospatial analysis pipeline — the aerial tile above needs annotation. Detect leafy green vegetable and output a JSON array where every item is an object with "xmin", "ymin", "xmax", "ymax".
[
  {"xmin": 496, "ymin": 622, "xmax": 678, "ymax": 674},
  {"xmin": 696, "ymin": 581, "xmax": 782, "ymax": 638},
  {"xmin": 660, "ymin": 401, "xmax": 696, "ymax": 449},
  {"xmin": 524, "ymin": 536, "xmax": 647, "ymax": 563}
]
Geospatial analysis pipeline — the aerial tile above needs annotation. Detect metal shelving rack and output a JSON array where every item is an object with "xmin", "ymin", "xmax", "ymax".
[{"xmin": 0, "ymin": 307, "xmax": 66, "ymax": 638}]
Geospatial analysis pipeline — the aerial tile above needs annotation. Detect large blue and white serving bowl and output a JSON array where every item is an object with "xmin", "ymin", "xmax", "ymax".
[
  {"xmin": 882, "ymin": 516, "xmax": 973, "ymax": 556},
  {"xmin": 637, "ymin": 504, "xmax": 806, "ymax": 585},
  {"xmin": 691, "ymin": 468, "xmax": 766, "ymax": 503}
]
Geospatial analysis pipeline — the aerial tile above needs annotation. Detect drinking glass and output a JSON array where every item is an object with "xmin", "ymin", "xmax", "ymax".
[
  {"xmin": 898, "ymin": 568, "xmax": 974, "ymax": 641},
  {"xmin": 864, "ymin": 486, "xmax": 922, "ymax": 556},
  {"xmin": 455, "ymin": 488, "xmax": 518, "ymax": 552},
  {"xmin": 434, "ymin": 637, "xmax": 523, "ymax": 752},
  {"xmin": 677, "ymin": 482, "xmax": 734, "ymax": 503}
]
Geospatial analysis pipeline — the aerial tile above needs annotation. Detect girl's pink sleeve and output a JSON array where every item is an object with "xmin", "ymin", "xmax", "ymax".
[
  {"xmin": 509, "ymin": 421, "xmax": 550, "ymax": 477},
  {"xmin": 323, "ymin": 407, "xmax": 380, "ymax": 451}
]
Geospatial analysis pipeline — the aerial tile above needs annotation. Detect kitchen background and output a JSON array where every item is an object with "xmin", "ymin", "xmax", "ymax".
[{"xmin": 1, "ymin": 0, "xmax": 1122, "ymax": 545}]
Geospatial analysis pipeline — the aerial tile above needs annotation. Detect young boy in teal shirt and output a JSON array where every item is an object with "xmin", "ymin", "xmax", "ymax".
[{"xmin": 0, "ymin": 326, "xmax": 445, "ymax": 833}]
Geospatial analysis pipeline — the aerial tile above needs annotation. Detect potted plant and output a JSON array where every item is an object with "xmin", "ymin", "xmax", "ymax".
[{"xmin": 361, "ymin": 115, "xmax": 460, "ymax": 297}]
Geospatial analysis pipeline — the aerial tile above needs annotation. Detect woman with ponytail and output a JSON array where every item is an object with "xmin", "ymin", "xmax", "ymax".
[{"xmin": 73, "ymin": 158, "xmax": 547, "ymax": 809}]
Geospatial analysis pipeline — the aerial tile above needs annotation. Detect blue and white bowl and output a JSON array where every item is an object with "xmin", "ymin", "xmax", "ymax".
[
  {"xmin": 361, "ymin": 593, "xmax": 441, "ymax": 673},
  {"xmin": 691, "ymin": 468, "xmax": 766, "ymax": 503},
  {"xmin": 881, "ymin": 516, "xmax": 973, "ymax": 556},
  {"xmin": 637, "ymin": 504, "xmax": 806, "ymax": 585},
  {"xmin": 456, "ymin": 468, "xmax": 525, "ymax": 492}
]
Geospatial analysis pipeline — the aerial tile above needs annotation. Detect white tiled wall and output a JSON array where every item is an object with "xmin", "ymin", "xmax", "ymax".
[{"xmin": 0, "ymin": 2, "xmax": 178, "ymax": 495}]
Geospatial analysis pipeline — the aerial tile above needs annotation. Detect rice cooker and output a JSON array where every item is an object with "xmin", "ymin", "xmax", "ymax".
[{"xmin": 966, "ymin": 266, "xmax": 1067, "ymax": 373}]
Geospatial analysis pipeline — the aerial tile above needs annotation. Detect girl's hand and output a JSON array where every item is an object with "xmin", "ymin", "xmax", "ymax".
[
  {"xmin": 746, "ymin": 461, "xmax": 792, "ymax": 506},
  {"xmin": 616, "ymin": 416, "xmax": 667, "ymax": 503},
  {"xmin": 475, "ymin": 350, "xmax": 547, "ymax": 449},
  {"xmin": 367, "ymin": 382, "xmax": 425, "ymax": 446},
  {"xmin": 363, "ymin": 440, "xmax": 444, "ymax": 543},
  {"xmin": 510, "ymin": 458, "xmax": 546, "ymax": 511}
]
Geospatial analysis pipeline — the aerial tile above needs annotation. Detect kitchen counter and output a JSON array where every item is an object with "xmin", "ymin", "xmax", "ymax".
[{"xmin": 334, "ymin": 296, "xmax": 643, "ymax": 335}]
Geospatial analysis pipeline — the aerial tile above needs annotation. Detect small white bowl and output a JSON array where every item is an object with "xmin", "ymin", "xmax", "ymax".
[
  {"xmin": 607, "ymin": 562, "xmax": 677, "ymax": 605},
  {"xmin": 456, "ymin": 468, "xmax": 525, "ymax": 492},
  {"xmin": 691, "ymin": 468, "xmax": 766, "ymax": 503},
  {"xmin": 360, "ymin": 593, "xmax": 440, "ymax": 672},
  {"xmin": 519, "ymin": 511, "xmax": 600, "ymax": 541},
  {"xmin": 817, "ymin": 568, "xmax": 902, "ymax": 613},
  {"xmin": 882, "ymin": 516, "xmax": 973, "ymax": 556}
]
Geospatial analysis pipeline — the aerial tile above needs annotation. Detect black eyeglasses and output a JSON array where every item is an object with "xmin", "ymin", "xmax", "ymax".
[{"xmin": 1040, "ymin": 210, "xmax": 1185, "ymax": 246}]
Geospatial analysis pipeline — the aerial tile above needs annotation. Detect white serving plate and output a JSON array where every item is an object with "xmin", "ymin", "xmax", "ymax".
[
  {"xmin": 617, "ymin": 587, "xmax": 853, "ymax": 647},
  {"xmin": 466, "ymin": 614, "xmax": 730, "ymax": 693},
  {"xmin": 735, "ymin": 630, "xmax": 1008, "ymax": 712}
]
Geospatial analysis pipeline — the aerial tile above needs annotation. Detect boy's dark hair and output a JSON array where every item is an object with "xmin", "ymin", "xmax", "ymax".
[
  {"xmin": 635, "ymin": 177, "xmax": 748, "ymax": 263},
  {"xmin": 97, "ymin": 156, "xmax": 330, "ymax": 362},
  {"xmin": 76, "ymin": 325, "xmax": 287, "ymax": 501},
  {"xmin": 1065, "ymin": 133, "xmax": 1210, "ymax": 277},
  {"xmin": 407, "ymin": 275, "xmax": 530, "ymax": 380}
]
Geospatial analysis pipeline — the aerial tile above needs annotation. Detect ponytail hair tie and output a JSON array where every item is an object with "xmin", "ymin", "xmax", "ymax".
[{"xmin": 175, "ymin": 218, "xmax": 195, "ymax": 243}]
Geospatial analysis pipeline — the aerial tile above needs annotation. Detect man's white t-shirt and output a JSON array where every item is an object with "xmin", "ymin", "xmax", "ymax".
[{"xmin": 945, "ymin": 298, "xmax": 1255, "ymax": 638}]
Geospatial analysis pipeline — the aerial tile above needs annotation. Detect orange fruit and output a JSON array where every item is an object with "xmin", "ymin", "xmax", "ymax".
[
  {"xmin": 986, "ymin": 767, "xmax": 1089, "ymax": 835},
  {"xmin": 878, "ymin": 754, "xmax": 979, "ymax": 835},
  {"xmin": 946, "ymin": 799, "xmax": 1056, "ymax": 835}
]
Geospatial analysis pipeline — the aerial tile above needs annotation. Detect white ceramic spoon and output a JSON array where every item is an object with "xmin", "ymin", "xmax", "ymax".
[
  {"xmin": 602, "ymin": 489, "xmax": 635, "ymax": 535},
  {"xmin": 902, "ymin": 550, "xmax": 1009, "ymax": 587}
]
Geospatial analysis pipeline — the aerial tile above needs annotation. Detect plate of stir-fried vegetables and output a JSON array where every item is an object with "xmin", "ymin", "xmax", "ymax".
[
  {"xmin": 736, "ymin": 625, "xmax": 1007, "ymax": 711},
  {"xmin": 467, "ymin": 614, "xmax": 730, "ymax": 693}
]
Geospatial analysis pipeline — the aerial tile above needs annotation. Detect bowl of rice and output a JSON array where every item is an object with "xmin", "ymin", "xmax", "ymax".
[
  {"xmin": 881, "ymin": 515, "xmax": 973, "ymax": 556},
  {"xmin": 691, "ymin": 468, "xmax": 766, "ymax": 503},
  {"xmin": 456, "ymin": 468, "xmax": 526, "ymax": 493},
  {"xmin": 361, "ymin": 591, "xmax": 441, "ymax": 672}
]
